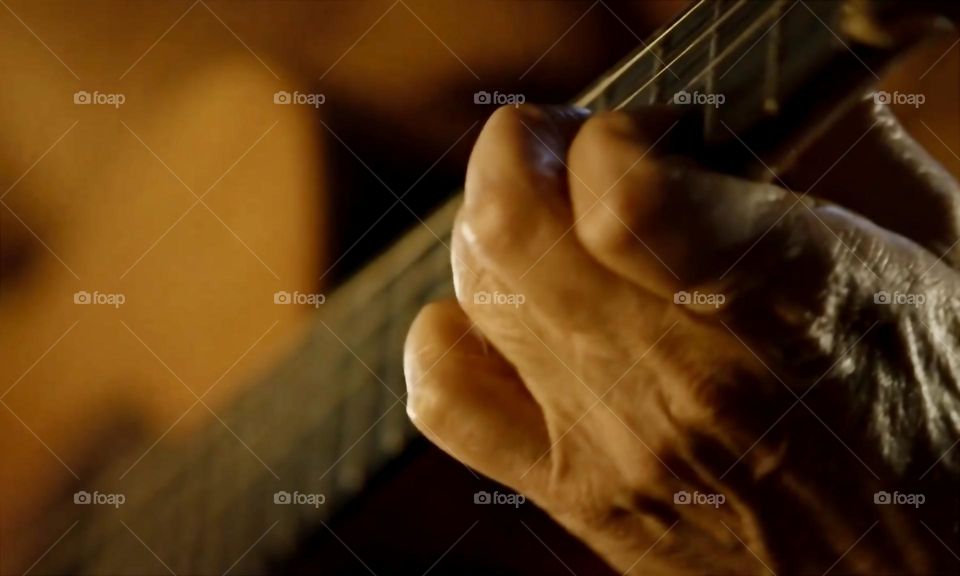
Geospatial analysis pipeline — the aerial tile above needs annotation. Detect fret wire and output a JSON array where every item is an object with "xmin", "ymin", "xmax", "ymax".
[
  {"xmin": 614, "ymin": 0, "xmax": 750, "ymax": 111},
  {"xmin": 704, "ymin": 0, "xmax": 722, "ymax": 140},
  {"xmin": 649, "ymin": 43, "xmax": 664, "ymax": 105},
  {"xmin": 764, "ymin": 2, "xmax": 785, "ymax": 114},
  {"xmin": 706, "ymin": 0, "xmax": 721, "ymax": 94},
  {"xmin": 677, "ymin": 0, "xmax": 790, "ymax": 96}
]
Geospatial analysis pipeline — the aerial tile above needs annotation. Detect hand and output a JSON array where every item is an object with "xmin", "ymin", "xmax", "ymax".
[{"xmin": 404, "ymin": 102, "xmax": 960, "ymax": 574}]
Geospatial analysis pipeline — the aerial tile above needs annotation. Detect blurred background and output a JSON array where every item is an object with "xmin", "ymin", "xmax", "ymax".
[{"xmin": 1, "ymin": 1, "xmax": 957, "ymax": 574}]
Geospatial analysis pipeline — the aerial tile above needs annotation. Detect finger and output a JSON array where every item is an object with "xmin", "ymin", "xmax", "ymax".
[
  {"xmin": 404, "ymin": 299, "xmax": 551, "ymax": 491},
  {"xmin": 459, "ymin": 104, "xmax": 639, "ymax": 330},
  {"xmin": 567, "ymin": 109, "xmax": 800, "ymax": 299},
  {"xmin": 785, "ymin": 96, "xmax": 960, "ymax": 266},
  {"xmin": 565, "ymin": 110, "xmax": 915, "ymax": 338},
  {"xmin": 564, "ymin": 108, "xmax": 957, "ymax": 393}
]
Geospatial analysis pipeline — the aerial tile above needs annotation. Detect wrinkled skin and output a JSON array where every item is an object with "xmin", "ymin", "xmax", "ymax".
[{"xmin": 404, "ymin": 101, "xmax": 960, "ymax": 575}]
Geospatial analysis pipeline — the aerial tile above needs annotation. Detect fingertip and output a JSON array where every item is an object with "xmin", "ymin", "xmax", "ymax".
[
  {"xmin": 403, "ymin": 300, "xmax": 552, "ymax": 489},
  {"xmin": 403, "ymin": 300, "xmax": 472, "ymax": 406},
  {"xmin": 573, "ymin": 156, "xmax": 799, "ymax": 300}
]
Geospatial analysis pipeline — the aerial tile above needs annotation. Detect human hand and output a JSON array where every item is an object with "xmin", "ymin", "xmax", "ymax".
[{"xmin": 405, "ymin": 103, "xmax": 960, "ymax": 574}]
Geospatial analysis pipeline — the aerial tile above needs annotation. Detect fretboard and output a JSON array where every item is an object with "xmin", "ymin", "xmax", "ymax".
[{"xmin": 31, "ymin": 1, "xmax": 925, "ymax": 573}]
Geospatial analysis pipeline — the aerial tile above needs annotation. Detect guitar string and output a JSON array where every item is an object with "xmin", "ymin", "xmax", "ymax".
[
  {"xmin": 614, "ymin": 0, "xmax": 752, "ymax": 110},
  {"xmin": 574, "ymin": 0, "xmax": 709, "ymax": 106},
  {"xmin": 588, "ymin": 0, "xmax": 792, "ymax": 112},
  {"xmin": 676, "ymin": 0, "xmax": 790, "ymax": 96}
]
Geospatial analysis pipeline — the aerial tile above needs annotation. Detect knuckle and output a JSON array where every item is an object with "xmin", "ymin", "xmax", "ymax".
[
  {"xmin": 460, "ymin": 186, "xmax": 530, "ymax": 258},
  {"xmin": 571, "ymin": 111, "xmax": 637, "ymax": 155},
  {"xmin": 403, "ymin": 303, "xmax": 459, "ymax": 423},
  {"xmin": 569, "ymin": 110, "xmax": 659, "ymax": 179},
  {"xmin": 575, "ymin": 162, "xmax": 666, "ymax": 257},
  {"xmin": 404, "ymin": 302, "xmax": 457, "ymax": 379},
  {"xmin": 569, "ymin": 112, "xmax": 669, "ymax": 258},
  {"xmin": 407, "ymin": 301, "xmax": 448, "ymax": 343},
  {"xmin": 465, "ymin": 106, "xmax": 553, "ymax": 258}
]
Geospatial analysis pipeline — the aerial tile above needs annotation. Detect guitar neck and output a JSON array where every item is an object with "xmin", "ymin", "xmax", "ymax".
[
  {"xmin": 34, "ymin": 1, "xmax": 930, "ymax": 573},
  {"xmin": 35, "ymin": 198, "xmax": 461, "ymax": 575},
  {"xmin": 583, "ymin": 0, "xmax": 919, "ymax": 177}
]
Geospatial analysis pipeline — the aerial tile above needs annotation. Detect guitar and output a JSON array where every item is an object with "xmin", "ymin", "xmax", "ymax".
[{"xmin": 22, "ymin": 0, "xmax": 959, "ymax": 573}]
